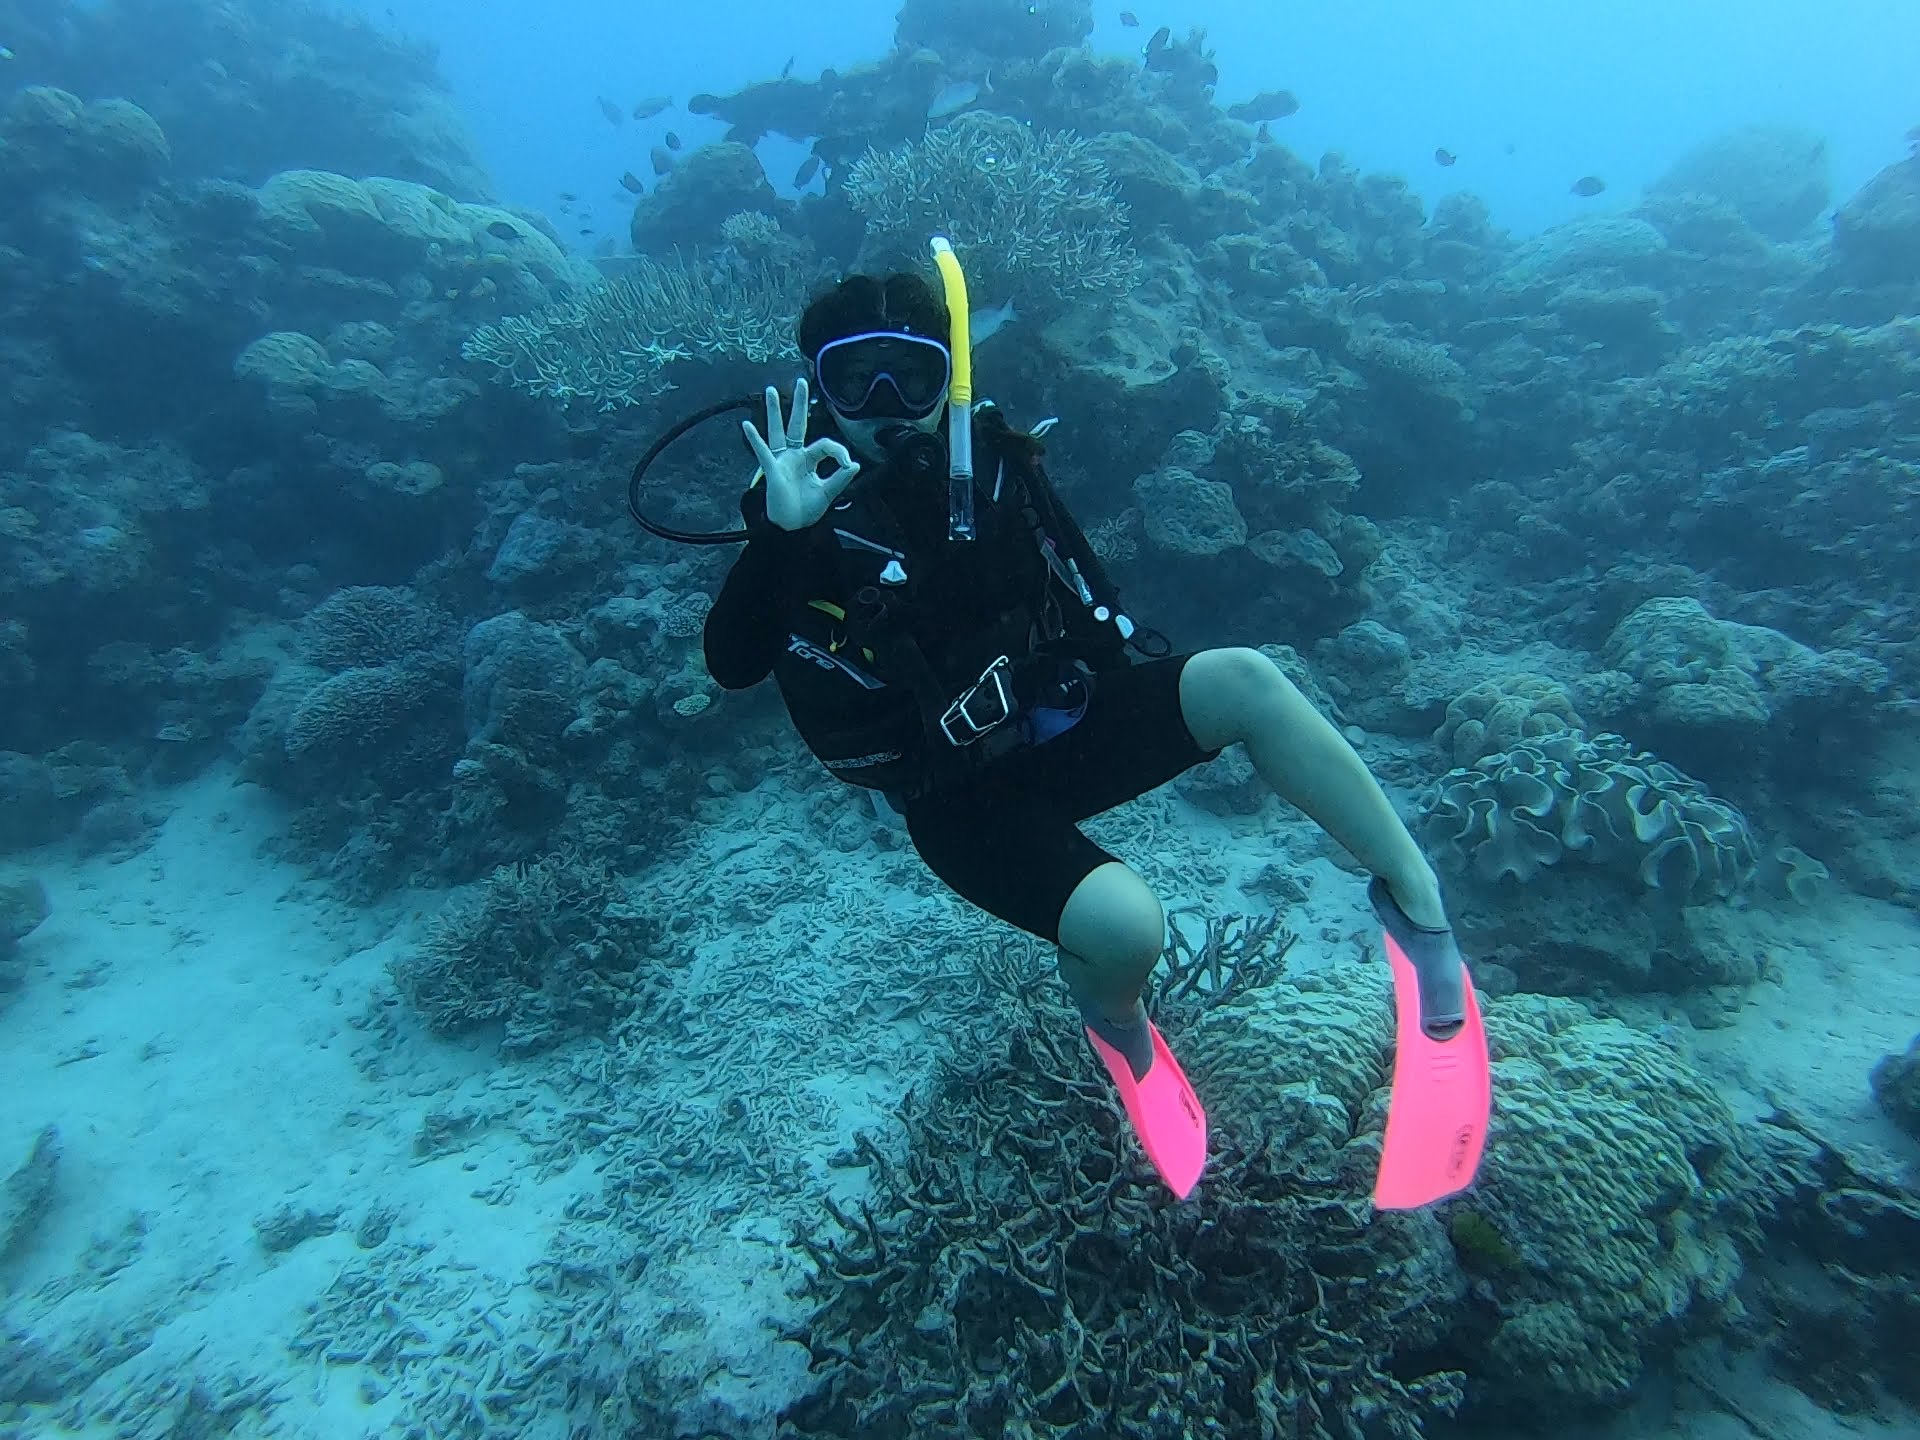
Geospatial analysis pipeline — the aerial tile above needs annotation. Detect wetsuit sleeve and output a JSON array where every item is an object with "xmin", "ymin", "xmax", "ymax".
[{"xmin": 702, "ymin": 485, "xmax": 815, "ymax": 690}]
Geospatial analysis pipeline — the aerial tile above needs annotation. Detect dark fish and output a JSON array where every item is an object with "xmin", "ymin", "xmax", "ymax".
[
  {"xmin": 557, "ymin": 190, "xmax": 579, "ymax": 202},
  {"xmin": 619, "ymin": 171, "xmax": 644, "ymax": 194},
  {"xmin": 1144, "ymin": 25, "xmax": 1170, "ymax": 57},
  {"xmin": 1255, "ymin": 122, "xmax": 1271, "ymax": 144},
  {"xmin": 665, "ymin": 131, "xmax": 682, "ymax": 151},
  {"xmin": 780, "ymin": 55, "xmax": 795, "ymax": 79},
  {"xmin": 631, "ymin": 96, "xmax": 671, "ymax": 120},
  {"xmin": 1227, "ymin": 89, "xmax": 1299, "ymax": 122},
  {"xmin": 1906, "ymin": 124, "xmax": 1920, "ymax": 151},
  {"xmin": 1119, "ymin": 10, "xmax": 1139, "ymax": 25},
  {"xmin": 578, "ymin": 226, "xmax": 594, "ymax": 236},
  {"xmin": 485, "ymin": 220, "xmax": 524, "ymax": 241},
  {"xmin": 1434, "ymin": 147, "xmax": 1457, "ymax": 167},
  {"xmin": 1570, "ymin": 175, "xmax": 1606, "ymax": 197},
  {"xmin": 793, "ymin": 154, "xmax": 822, "ymax": 188},
  {"xmin": 1504, "ymin": 141, "xmax": 1516, "ymax": 156},
  {"xmin": 650, "ymin": 145, "xmax": 675, "ymax": 177},
  {"xmin": 687, "ymin": 93, "xmax": 720, "ymax": 115},
  {"xmin": 596, "ymin": 96, "xmax": 623, "ymax": 124}
]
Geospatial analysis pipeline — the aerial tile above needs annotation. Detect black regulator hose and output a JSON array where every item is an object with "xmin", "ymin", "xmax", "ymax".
[{"xmin": 625, "ymin": 394, "xmax": 758, "ymax": 545}]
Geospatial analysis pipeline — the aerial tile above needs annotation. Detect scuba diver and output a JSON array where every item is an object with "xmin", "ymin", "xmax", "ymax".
[{"xmin": 690, "ymin": 243, "xmax": 1488, "ymax": 1202}]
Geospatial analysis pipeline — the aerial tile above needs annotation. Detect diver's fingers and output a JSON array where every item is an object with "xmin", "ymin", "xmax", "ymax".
[
  {"xmin": 803, "ymin": 437, "xmax": 858, "ymax": 478},
  {"xmin": 761, "ymin": 384, "xmax": 786, "ymax": 451},
  {"xmin": 785, "ymin": 377, "xmax": 810, "ymax": 448},
  {"xmin": 741, "ymin": 420, "xmax": 778, "ymax": 477}
]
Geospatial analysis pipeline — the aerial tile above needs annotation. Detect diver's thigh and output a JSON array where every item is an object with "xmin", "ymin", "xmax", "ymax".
[{"xmin": 904, "ymin": 788, "xmax": 1112, "ymax": 944}]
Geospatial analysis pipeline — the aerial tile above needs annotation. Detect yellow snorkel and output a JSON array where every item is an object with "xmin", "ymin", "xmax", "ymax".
[{"xmin": 929, "ymin": 236, "xmax": 974, "ymax": 541}]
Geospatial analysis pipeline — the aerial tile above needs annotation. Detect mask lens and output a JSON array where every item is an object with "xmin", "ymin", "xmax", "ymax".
[{"xmin": 816, "ymin": 333, "xmax": 950, "ymax": 419}]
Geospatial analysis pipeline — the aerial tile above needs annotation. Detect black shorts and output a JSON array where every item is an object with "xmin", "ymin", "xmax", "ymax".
[{"xmin": 902, "ymin": 653, "xmax": 1221, "ymax": 944}]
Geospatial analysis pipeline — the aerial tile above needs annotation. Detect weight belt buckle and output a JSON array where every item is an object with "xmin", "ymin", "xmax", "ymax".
[{"xmin": 940, "ymin": 655, "xmax": 1016, "ymax": 747}]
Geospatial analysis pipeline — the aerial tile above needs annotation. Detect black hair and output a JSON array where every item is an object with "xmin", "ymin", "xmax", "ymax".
[{"xmin": 798, "ymin": 272, "xmax": 950, "ymax": 361}]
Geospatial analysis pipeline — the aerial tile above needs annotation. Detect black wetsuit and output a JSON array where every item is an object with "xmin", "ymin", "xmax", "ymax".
[{"xmin": 703, "ymin": 410, "xmax": 1219, "ymax": 942}]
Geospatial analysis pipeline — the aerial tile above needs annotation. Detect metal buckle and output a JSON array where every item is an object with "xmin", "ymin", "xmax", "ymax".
[{"xmin": 940, "ymin": 655, "xmax": 1015, "ymax": 746}]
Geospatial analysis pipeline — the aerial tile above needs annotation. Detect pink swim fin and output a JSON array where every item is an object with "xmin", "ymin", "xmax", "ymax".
[
  {"xmin": 1373, "ymin": 922, "xmax": 1492, "ymax": 1210},
  {"xmin": 1086, "ymin": 1018, "xmax": 1208, "ymax": 1199}
]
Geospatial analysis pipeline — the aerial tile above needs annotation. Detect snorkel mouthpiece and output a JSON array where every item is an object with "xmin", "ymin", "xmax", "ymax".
[{"xmin": 929, "ymin": 237, "xmax": 974, "ymax": 541}]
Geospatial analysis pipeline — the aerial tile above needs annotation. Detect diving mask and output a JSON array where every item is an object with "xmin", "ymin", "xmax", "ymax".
[{"xmin": 814, "ymin": 331, "xmax": 952, "ymax": 422}]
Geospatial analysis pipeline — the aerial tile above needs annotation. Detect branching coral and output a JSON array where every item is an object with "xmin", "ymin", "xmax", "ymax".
[
  {"xmin": 782, "ymin": 928, "xmax": 1468, "ymax": 1440},
  {"xmin": 844, "ymin": 111, "xmax": 1139, "ymax": 309},
  {"xmin": 462, "ymin": 250, "xmax": 810, "ymax": 410},
  {"xmin": 389, "ymin": 850, "xmax": 663, "ymax": 1055}
]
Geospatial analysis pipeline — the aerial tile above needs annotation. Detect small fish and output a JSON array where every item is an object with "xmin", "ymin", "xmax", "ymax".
[
  {"xmin": 557, "ymin": 190, "xmax": 579, "ymax": 202},
  {"xmin": 485, "ymin": 220, "xmax": 524, "ymax": 241},
  {"xmin": 928, "ymin": 79, "xmax": 981, "ymax": 120},
  {"xmin": 1504, "ymin": 141, "xmax": 1516, "ymax": 156},
  {"xmin": 686, "ymin": 93, "xmax": 719, "ymax": 116},
  {"xmin": 1144, "ymin": 24, "xmax": 1170, "ymax": 57},
  {"xmin": 780, "ymin": 55, "xmax": 796, "ymax": 79},
  {"xmin": 631, "ymin": 96, "xmax": 672, "ymax": 120},
  {"xmin": 970, "ymin": 297, "xmax": 1019, "ymax": 344},
  {"xmin": 0, "ymin": 45, "xmax": 14, "ymax": 61},
  {"xmin": 596, "ymin": 96, "xmax": 623, "ymax": 124},
  {"xmin": 1119, "ymin": 10, "xmax": 1139, "ymax": 25},
  {"xmin": 1255, "ymin": 122, "xmax": 1271, "ymax": 144},
  {"xmin": 1906, "ymin": 124, "xmax": 1920, "ymax": 152},
  {"xmin": 578, "ymin": 226, "xmax": 594, "ymax": 236},
  {"xmin": 1227, "ymin": 89, "xmax": 1299, "ymax": 122},
  {"xmin": 619, "ymin": 171, "xmax": 645, "ymax": 194},
  {"xmin": 1434, "ymin": 147, "xmax": 1457, "ymax": 167},
  {"xmin": 664, "ymin": 131, "xmax": 682, "ymax": 151},
  {"xmin": 793, "ymin": 154, "xmax": 823, "ymax": 188},
  {"xmin": 1569, "ymin": 175, "xmax": 1606, "ymax": 197},
  {"xmin": 650, "ymin": 145, "xmax": 675, "ymax": 177}
]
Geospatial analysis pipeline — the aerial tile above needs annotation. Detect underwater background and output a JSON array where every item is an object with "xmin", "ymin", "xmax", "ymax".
[{"xmin": 1, "ymin": 0, "xmax": 1918, "ymax": 1436}]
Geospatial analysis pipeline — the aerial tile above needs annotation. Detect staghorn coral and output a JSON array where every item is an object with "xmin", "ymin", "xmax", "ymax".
[
  {"xmin": 1421, "ymin": 730, "xmax": 1758, "ymax": 904},
  {"xmin": 462, "ymin": 250, "xmax": 809, "ymax": 410},
  {"xmin": 844, "ymin": 112, "xmax": 1139, "ymax": 309},
  {"xmin": 389, "ymin": 851, "xmax": 663, "ymax": 1055},
  {"xmin": 782, "ymin": 933, "xmax": 1467, "ymax": 1440}
]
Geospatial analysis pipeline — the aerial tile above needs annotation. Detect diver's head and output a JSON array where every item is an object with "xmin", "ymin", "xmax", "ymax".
[{"xmin": 800, "ymin": 273, "xmax": 952, "ymax": 466}]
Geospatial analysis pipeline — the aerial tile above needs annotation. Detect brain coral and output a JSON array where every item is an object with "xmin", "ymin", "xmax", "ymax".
[
  {"xmin": 1458, "ymin": 994, "xmax": 1765, "ymax": 1410},
  {"xmin": 1437, "ymin": 674, "xmax": 1587, "ymax": 768},
  {"xmin": 1421, "ymin": 730, "xmax": 1758, "ymax": 904}
]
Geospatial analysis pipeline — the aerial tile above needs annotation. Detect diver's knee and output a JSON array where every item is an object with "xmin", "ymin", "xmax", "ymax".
[
  {"xmin": 1181, "ymin": 645, "xmax": 1292, "ymax": 749},
  {"xmin": 1057, "ymin": 862, "xmax": 1165, "ymax": 968}
]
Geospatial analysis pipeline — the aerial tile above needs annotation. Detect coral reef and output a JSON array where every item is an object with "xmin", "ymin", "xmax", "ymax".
[
  {"xmin": 844, "ymin": 112, "xmax": 1139, "ymax": 309},
  {"xmin": 389, "ymin": 851, "xmax": 665, "ymax": 1055},
  {"xmin": 1421, "ymin": 729, "xmax": 1758, "ymax": 904}
]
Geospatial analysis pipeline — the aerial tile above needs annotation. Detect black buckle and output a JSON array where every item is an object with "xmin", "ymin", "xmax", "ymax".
[{"xmin": 940, "ymin": 655, "xmax": 1015, "ymax": 746}]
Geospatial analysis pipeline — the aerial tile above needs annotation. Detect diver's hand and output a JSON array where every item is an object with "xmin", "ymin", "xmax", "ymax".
[{"xmin": 741, "ymin": 379, "xmax": 859, "ymax": 533}]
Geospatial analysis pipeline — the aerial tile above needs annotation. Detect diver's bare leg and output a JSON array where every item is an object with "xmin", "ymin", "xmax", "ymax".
[{"xmin": 1178, "ymin": 647, "xmax": 1447, "ymax": 927}]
